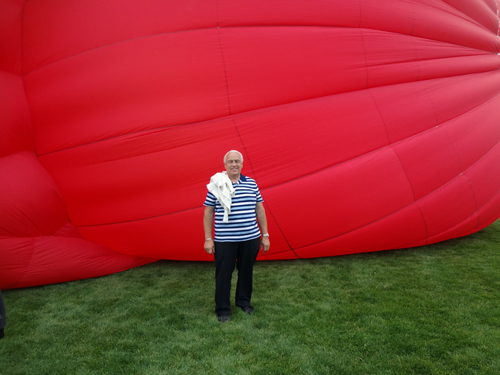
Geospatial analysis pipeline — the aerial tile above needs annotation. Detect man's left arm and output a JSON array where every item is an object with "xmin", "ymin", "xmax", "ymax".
[{"xmin": 256, "ymin": 202, "xmax": 270, "ymax": 253}]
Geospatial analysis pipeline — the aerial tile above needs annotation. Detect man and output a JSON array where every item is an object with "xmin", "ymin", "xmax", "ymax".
[{"xmin": 203, "ymin": 150, "xmax": 270, "ymax": 323}]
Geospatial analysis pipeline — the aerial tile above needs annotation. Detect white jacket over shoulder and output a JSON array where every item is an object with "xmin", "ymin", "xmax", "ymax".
[{"xmin": 207, "ymin": 172, "xmax": 235, "ymax": 223}]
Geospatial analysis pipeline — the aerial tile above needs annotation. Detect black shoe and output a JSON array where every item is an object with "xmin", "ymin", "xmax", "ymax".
[
  {"xmin": 241, "ymin": 306, "xmax": 254, "ymax": 315},
  {"xmin": 218, "ymin": 315, "xmax": 230, "ymax": 323}
]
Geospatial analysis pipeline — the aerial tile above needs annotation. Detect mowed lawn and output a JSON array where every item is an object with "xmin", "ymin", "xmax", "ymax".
[{"xmin": 1, "ymin": 220, "xmax": 499, "ymax": 375}]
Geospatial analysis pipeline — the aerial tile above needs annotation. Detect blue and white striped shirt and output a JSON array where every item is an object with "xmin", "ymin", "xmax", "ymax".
[{"xmin": 204, "ymin": 174, "xmax": 264, "ymax": 242}]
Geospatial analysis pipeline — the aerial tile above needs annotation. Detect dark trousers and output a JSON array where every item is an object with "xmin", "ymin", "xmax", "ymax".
[{"xmin": 214, "ymin": 237, "xmax": 260, "ymax": 316}]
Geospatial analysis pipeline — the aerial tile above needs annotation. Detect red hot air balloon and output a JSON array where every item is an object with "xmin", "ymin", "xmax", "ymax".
[{"xmin": 1, "ymin": 0, "xmax": 499, "ymax": 289}]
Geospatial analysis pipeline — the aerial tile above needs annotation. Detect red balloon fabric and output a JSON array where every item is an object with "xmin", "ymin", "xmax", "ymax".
[{"xmin": 1, "ymin": 0, "xmax": 500, "ymax": 289}]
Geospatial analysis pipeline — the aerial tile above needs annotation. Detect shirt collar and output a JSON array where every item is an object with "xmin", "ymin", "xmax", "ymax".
[{"xmin": 234, "ymin": 174, "xmax": 247, "ymax": 184}]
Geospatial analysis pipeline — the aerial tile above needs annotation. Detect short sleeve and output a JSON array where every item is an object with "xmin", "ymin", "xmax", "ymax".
[
  {"xmin": 204, "ymin": 191, "xmax": 217, "ymax": 207},
  {"xmin": 255, "ymin": 184, "xmax": 264, "ymax": 203}
]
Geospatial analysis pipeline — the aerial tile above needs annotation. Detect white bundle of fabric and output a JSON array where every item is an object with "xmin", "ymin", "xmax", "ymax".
[{"xmin": 207, "ymin": 171, "xmax": 235, "ymax": 223}]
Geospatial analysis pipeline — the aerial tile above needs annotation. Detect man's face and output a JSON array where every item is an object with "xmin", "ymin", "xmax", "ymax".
[{"xmin": 224, "ymin": 152, "xmax": 243, "ymax": 179}]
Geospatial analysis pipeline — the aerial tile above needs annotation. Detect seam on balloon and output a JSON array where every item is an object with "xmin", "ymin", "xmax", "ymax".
[
  {"xmin": 461, "ymin": 173, "xmax": 481, "ymax": 231},
  {"xmin": 211, "ymin": 22, "xmax": 297, "ymax": 259},
  {"xmin": 21, "ymin": 24, "xmax": 497, "ymax": 77},
  {"xmin": 0, "ymin": 227, "xmax": 20, "ymax": 237},
  {"xmin": 387, "ymin": 144, "xmax": 429, "ymax": 244},
  {"xmin": 258, "ymin": 249, "xmax": 299, "ymax": 259},
  {"xmin": 441, "ymin": 120, "xmax": 463, "ymax": 174},
  {"xmin": 231, "ymin": 118, "xmax": 253, "ymax": 172},
  {"xmin": 359, "ymin": 28, "xmax": 369, "ymax": 89},
  {"xmin": 74, "ymin": 199, "xmax": 292, "ymax": 259},
  {"xmin": 216, "ymin": 22, "xmax": 258, "ymax": 188},
  {"xmin": 437, "ymin": 0, "xmax": 487, "ymax": 31},
  {"xmin": 369, "ymin": 87, "xmax": 426, "ymax": 245},
  {"xmin": 422, "ymin": 86, "xmax": 439, "ymax": 128},
  {"xmin": 76, "ymin": 135, "xmax": 499, "ymax": 231},
  {"xmin": 425, "ymin": 210, "xmax": 481, "ymax": 245},
  {"xmin": 357, "ymin": 0, "xmax": 362, "ymax": 28},
  {"xmin": 216, "ymin": 30, "xmax": 232, "ymax": 116},
  {"xmin": 74, "ymin": 140, "xmax": 500, "ymax": 247},
  {"xmin": 216, "ymin": 25, "xmax": 263, "ymax": 221},
  {"xmin": 215, "ymin": 16, "xmax": 258, "ymax": 185},
  {"xmin": 261, "ymin": 201, "xmax": 295, "ymax": 255},
  {"xmin": 38, "ymin": 75, "xmax": 500, "ymax": 224},
  {"xmin": 215, "ymin": 0, "xmax": 220, "ymax": 29},
  {"xmin": 367, "ymin": 90, "xmax": 428, "ymax": 241},
  {"xmin": 360, "ymin": 52, "xmax": 494, "ymax": 69},
  {"xmin": 36, "ymin": 119, "xmax": 210, "ymax": 157},
  {"xmin": 35, "ymin": 65, "xmax": 500, "ymax": 157},
  {"xmin": 217, "ymin": 9, "xmax": 294, "ymax": 257},
  {"xmin": 38, "ymin": 74, "xmax": 500, "ymax": 187},
  {"xmin": 367, "ymin": 91, "xmax": 390, "ymax": 145},
  {"xmin": 284, "ymin": 116, "xmax": 500, "ymax": 250},
  {"xmin": 409, "ymin": 8, "xmax": 416, "ymax": 37},
  {"xmin": 439, "ymin": 0, "xmax": 499, "ymax": 33},
  {"xmin": 32, "ymin": 73, "xmax": 499, "ymax": 163},
  {"xmin": 76, "ymin": 205, "xmax": 202, "ymax": 227},
  {"xmin": 410, "ymin": 8, "xmax": 421, "ymax": 82},
  {"xmin": 410, "ymin": 207, "xmax": 477, "ymax": 248},
  {"xmin": 229, "ymin": 117, "xmax": 257, "ymax": 191},
  {"xmin": 474, "ymin": 189, "xmax": 500, "ymax": 227},
  {"xmin": 390, "ymin": 149, "xmax": 417, "ymax": 203},
  {"xmin": 24, "ymin": 214, "xmax": 44, "ymax": 238},
  {"xmin": 290, "ymin": 139, "xmax": 500, "ymax": 252},
  {"xmin": 260, "ymin": 87, "xmax": 500, "ymax": 191},
  {"xmin": 413, "ymin": 202, "xmax": 429, "ymax": 246}
]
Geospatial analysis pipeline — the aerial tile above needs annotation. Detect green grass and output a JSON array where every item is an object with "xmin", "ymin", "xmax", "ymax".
[{"xmin": 1, "ymin": 220, "xmax": 500, "ymax": 375}]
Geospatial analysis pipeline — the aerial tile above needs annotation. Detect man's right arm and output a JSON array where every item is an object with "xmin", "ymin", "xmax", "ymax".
[{"xmin": 203, "ymin": 206, "xmax": 215, "ymax": 254}]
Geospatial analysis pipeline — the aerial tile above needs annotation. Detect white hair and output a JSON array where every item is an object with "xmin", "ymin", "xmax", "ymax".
[{"xmin": 224, "ymin": 150, "xmax": 243, "ymax": 163}]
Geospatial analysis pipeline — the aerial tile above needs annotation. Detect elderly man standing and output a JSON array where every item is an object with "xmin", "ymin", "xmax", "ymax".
[{"xmin": 203, "ymin": 150, "xmax": 270, "ymax": 323}]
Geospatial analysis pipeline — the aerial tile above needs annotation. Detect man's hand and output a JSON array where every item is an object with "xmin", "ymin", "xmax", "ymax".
[
  {"xmin": 203, "ymin": 206, "xmax": 215, "ymax": 254},
  {"xmin": 260, "ymin": 236, "xmax": 270, "ymax": 253},
  {"xmin": 204, "ymin": 239, "xmax": 215, "ymax": 254},
  {"xmin": 255, "ymin": 202, "xmax": 270, "ymax": 253}
]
